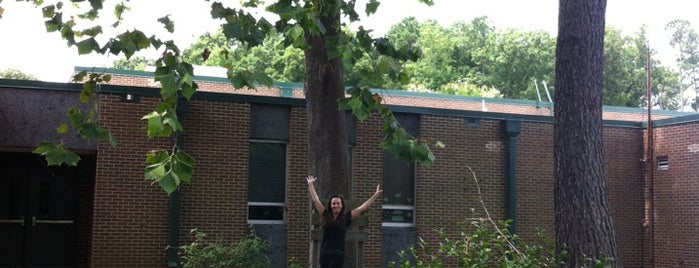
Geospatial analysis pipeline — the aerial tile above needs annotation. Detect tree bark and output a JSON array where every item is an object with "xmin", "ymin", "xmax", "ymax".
[
  {"xmin": 304, "ymin": 8, "xmax": 354, "ymax": 267},
  {"xmin": 554, "ymin": 0, "xmax": 621, "ymax": 267},
  {"xmin": 304, "ymin": 8, "xmax": 350, "ymax": 199}
]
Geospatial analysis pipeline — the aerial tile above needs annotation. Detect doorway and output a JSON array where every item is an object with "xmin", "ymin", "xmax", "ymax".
[{"xmin": 0, "ymin": 152, "xmax": 94, "ymax": 267}]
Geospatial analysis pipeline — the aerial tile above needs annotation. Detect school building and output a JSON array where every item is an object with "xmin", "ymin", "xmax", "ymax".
[{"xmin": 1, "ymin": 66, "xmax": 697, "ymax": 267}]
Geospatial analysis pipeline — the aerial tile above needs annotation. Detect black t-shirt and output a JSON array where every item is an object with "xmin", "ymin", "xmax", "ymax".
[{"xmin": 320, "ymin": 210, "xmax": 352, "ymax": 254}]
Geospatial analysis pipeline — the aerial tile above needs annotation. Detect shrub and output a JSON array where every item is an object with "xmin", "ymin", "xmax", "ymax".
[
  {"xmin": 390, "ymin": 217, "xmax": 564, "ymax": 268},
  {"xmin": 180, "ymin": 228, "xmax": 271, "ymax": 268}
]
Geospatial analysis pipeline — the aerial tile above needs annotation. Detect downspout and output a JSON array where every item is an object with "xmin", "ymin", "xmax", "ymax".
[
  {"xmin": 645, "ymin": 41, "xmax": 655, "ymax": 268},
  {"xmin": 504, "ymin": 120, "xmax": 521, "ymax": 234},
  {"xmin": 168, "ymin": 95, "xmax": 188, "ymax": 268}
]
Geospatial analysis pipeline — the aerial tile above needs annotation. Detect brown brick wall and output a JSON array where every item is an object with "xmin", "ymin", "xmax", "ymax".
[
  {"xmin": 177, "ymin": 100, "xmax": 250, "ymax": 244},
  {"xmin": 92, "ymin": 95, "xmax": 172, "ymax": 267},
  {"xmin": 74, "ymin": 76, "xmax": 696, "ymax": 267},
  {"xmin": 286, "ymin": 106, "xmax": 311, "ymax": 265},
  {"xmin": 603, "ymin": 127, "xmax": 645, "ymax": 267},
  {"xmin": 353, "ymin": 114, "xmax": 386, "ymax": 267},
  {"xmin": 516, "ymin": 122, "xmax": 555, "ymax": 242},
  {"xmin": 87, "ymin": 94, "xmax": 653, "ymax": 267},
  {"xmin": 649, "ymin": 122, "xmax": 699, "ymax": 268}
]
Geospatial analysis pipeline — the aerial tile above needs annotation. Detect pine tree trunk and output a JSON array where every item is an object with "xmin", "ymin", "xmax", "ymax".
[{"xmin": 554, "ymin": 0, "xmax": 621, "ymax": 267}]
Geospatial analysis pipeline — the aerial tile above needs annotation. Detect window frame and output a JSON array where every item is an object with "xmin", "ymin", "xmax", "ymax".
[
  {"xmin": 247, "ymin": 139, "xmax": 288, "ymax": 225},
  {"xmin": 381, "ymin": 113, "xmax": 419, "ymax": 227}
]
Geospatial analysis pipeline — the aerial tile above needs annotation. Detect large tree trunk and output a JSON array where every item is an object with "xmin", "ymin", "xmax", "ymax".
[
  {"xmin": 304, "ymin": 7, "xmax": 354, "ymax": 268},
  {"xmin": 554, "ymin": 0, "xmax": 621, "ymax": 267},
  {"xmin": 304, "ymin": 7, "xmax": 350, "ymax": 202}
]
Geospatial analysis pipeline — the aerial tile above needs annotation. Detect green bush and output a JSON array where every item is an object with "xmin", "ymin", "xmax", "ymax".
[
  {"xmin": 390, "ymin": 217, "xmax": 564, "ymax": 268},
  {"xmin": 179, "ymin": 228, "xmax": 271, "ymax": 268}
]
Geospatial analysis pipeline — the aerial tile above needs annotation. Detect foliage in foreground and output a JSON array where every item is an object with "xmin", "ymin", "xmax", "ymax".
[
  {"xmin": 179, "ymin": 228, "xmax": 271, "ymax": 268},
  {"xmin": 390, "ymin": 168, "xmax": 613, "ymax": 268},
  {"xmin": 390, "ymin": 218, "xmax": 564, "ymax": 268}
]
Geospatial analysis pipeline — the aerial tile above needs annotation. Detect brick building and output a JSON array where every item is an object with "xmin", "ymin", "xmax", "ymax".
[{"xmin": 0, "ymin": 67, "xmax": 697, "ymax": 267}]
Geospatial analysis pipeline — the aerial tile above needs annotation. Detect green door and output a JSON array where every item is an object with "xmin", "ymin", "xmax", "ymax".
[{"xmin": 0, "ymin": 155, "xmax": 78, "ymax": 267}]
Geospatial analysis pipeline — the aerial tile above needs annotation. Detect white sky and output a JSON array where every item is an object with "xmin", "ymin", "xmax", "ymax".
[{"xmin": 0, "ymin": 0, "xmax": 697, "ymax": 82}]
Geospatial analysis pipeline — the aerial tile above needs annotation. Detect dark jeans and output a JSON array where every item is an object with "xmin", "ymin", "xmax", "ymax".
[{"xmin": 319, "ymin": 252, "xmax": 345, "ymax": 268}]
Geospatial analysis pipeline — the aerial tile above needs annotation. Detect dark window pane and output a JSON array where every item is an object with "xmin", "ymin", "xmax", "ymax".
[
  {"xmin": 394, "ymin": 113, "xmax": 419, "ymax": 137},
  {"xmin": 248, "ymin": 143, "xmax": 286, "ymax": 203},
  {"xmin": 382, "ymin": 209, "xmax": 414, "ymax": 223},
  {"xmin": 383, "ymin": 151, "xmax": 415, "ymax": 206},
  {"xmin": 249, "ymin": 205, "xmax": 284, "ymax": 221},
  {"xmin": 250, "ymin": 104, "xmax": 290, "ymax": 140}
]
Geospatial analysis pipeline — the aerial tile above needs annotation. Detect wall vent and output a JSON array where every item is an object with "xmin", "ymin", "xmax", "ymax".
[{"xmin": 657, "ymin": 156, "xmax": 669, "ymax": 171}]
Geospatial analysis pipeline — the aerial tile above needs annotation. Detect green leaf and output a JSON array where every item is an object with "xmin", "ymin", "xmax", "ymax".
[
  {"xmin": 33, "ymin": 142, "xmax": 81, "ymax": 166},
  {"xmin": 288, "ymin": 24, "xmax": 304, "ymax": 40},
  {"xmin": 73, "ymin": 70, "xmax": 87, "ymax": 82},
  {"xmin": 42, "ymin": 5, "xmax": 55, "ymax": 18},
  {"xmin": 144, "ymin": 150, "xmax": 192, "ymax": 194},
  {"xmin": 142, "ymin": 111, "xmax": 164, "ymax": 138},
  {"xmin": 154, "ymin": 67, "xmax": 178, "ymax": 99},
  {"xmin": 162, "ymin": 113, "xmax": 183, "ymax": 132},
  {"xmin": 44, "ymin": 12, "xmax": 62, "ymax": 32},
  {"xmin": 256, "ymin": 73, "xmax": 274, "ymax": 87},
  {"xmin": 157, "ymin": 15, "xmax": 175, "ymax": 33},
  {"xmin": 229, "ymin": 71, "xmax": 254, "ymax": 89},
  {"xmin": 158, "ymin": 172, "xmax": 178, "ymax": 195},
  {"xmin": 33, "ymin": 141, "xmax": 54, "ymax": 155},
  {"xmin": 181, "ymin": 82, "xmax": 198, "ymax": 100},
  {"xmin": 76, "ymin": 37, "xmax": 100, "ymax": 55},
  {"xmin": 80, "ymin": 26, "xmax": 103, "ymax": 37},
  {"xmin": 173, "ymin": 150, "xmax": 194, "ymax": 184},
  {"xmin": 365, "ymin": 0, "xmax": 380, "ymax": 15},
  {"xmin": 56, "ymin": 124, "xmax": 69, "ymax": 134},
  {"xmin": 88, "ymin": 0, "xmax": 103, "ymax": 12},
  {"xmin": 97, "ymin": 128, "xmax": 118, "ymax": 147},
  {"xmin": 114, "ymin": 2, "xmax": 127, "ymax": 19},
  {"xmin": 80, "ymin": 82, "xmax": 96, "ymax": 103}
]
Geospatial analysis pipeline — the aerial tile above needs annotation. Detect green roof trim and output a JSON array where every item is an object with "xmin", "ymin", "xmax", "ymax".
[
  {"xmin": 647, "ymin": 113, "xmax": 699, "ymax": 127},
  {"xmin": 74, "ymin": 66, "xmax": 153, "ymax": 78},
  {"xmin": 388, "ymin": 105, "xmax": 642, "ymax": 128}
]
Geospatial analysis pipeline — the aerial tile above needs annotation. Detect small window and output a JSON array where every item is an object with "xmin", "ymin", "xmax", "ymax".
[{"xmin": 657, "ymin": 156, "xmax": 669, "ymax": 171}]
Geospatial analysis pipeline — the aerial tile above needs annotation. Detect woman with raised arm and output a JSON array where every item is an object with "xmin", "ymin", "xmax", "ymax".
[{"xmin": 306, "ymin": 175, "xmax": 382, "ymax": 268}]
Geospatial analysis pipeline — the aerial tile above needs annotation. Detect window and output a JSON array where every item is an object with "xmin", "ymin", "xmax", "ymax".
[
  {"xmin": 382, "ymin": 113, "xmax": 418, "ymax": 227},
  {"xmin": 248, "ymin": 142, "xmax": 286, "ymax": 223},
  {"xmin": 248, "ymin": 104, "xmax": 290, "ymax": 224}
]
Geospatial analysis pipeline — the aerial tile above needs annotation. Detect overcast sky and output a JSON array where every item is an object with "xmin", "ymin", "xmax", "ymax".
[{"xmin": 1, "ymin": 0, "xmax": 697, "ymax": 82}]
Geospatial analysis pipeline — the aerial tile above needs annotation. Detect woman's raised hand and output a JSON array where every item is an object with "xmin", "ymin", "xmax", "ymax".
[{"xmin": 306, "ymin": 175, "xmax": 317, "ymax": 185}]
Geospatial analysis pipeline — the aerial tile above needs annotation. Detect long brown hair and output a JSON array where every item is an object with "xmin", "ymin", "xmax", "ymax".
[{"xmin": 322, "ymin": 195, "xmax": 346, "ymax": 225}]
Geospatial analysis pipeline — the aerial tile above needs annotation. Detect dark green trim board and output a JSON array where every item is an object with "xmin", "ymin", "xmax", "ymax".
[
  {"xmin": 0, "ymin": 79, "xmax": 83, "ymax": 92},
  {"xmin": 504, "ymin": 120, "xmax": 521, "ymax": 235}
]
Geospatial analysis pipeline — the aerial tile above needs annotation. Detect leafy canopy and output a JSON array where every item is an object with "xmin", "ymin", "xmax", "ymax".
[{"xmin": 6, "ymin": 0, "xmax": 437, "ymax": 194}]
